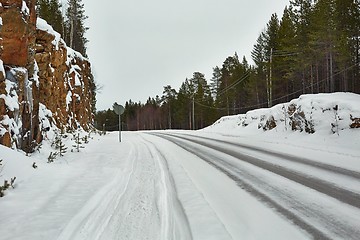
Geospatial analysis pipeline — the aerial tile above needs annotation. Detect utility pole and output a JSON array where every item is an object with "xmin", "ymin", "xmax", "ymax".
[
  {"xmin": 192, "ymin": 96, "xmax": 195, "ymax": 130},
  {"xmin": 119, "ymin": 113, "xmax": 121, "ymax": 142}
]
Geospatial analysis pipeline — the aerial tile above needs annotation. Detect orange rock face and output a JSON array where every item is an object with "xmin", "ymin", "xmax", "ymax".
[
  {"xmin": 0, "ymin": 0, "xmax": 36, "ymax": 67},
  {"xmin": 35, "ymin": 28, "xmax": 94, "ymax": 131},
  {"xmin": 0, "ymin": 0, "xmax": 94, "ymax": 151}
]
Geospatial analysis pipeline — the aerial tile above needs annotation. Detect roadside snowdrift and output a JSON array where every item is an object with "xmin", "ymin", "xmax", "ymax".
[{"xmin": 204, "ymin": 92, "xmax": 360, "ymax": 135}]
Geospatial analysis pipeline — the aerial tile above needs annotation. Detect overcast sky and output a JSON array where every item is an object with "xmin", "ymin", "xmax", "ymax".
[{"xmin": 82, "ymin": 0, "xmax": 290, "ymax": 111}]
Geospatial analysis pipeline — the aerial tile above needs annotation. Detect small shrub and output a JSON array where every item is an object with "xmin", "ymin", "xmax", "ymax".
[{"xmin": 0, "ymin": 177, "xmax": 16, "ymax": 198}]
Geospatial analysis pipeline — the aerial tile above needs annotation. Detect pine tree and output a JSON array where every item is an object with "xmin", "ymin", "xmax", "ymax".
[
  {"xmin": 290, "ymin": 0, "xmax": 315, "ymax": 94},
  {"xmin": 210, "ymin": 66, "xmax": 222, "ymax": 99},
  {"xmin": 309, "ymin": 0, "xmax": 339, "ymax": 93},
  {"xmin": 334, "ymin": 0, "xmax": 360, "ymax": 92},
  {"xmin": 216, "ymin": 54, "xmax": 241, "ymax": 115},
  {"xmin": 251, "ymin": 32, "xmax": 268, "ymax": 108},
  {"xmin": 190, "ymin": 72, "xmax": 213, "ymax": 129},
  {"xmin": 177, "ymin": 79, "xmax": 194, "ymax": 129},
  {"xmin": 264, "ymin": 13, "xmax": 280, "ymax": 107},
  {"xmin": 66, "ymin": 0, "xmax": 89, "ymax": 56},
  {"xmin": 36, "ymin": 0, "xmax": 64, "ymax": 35},
  {"xmin": 162, "ymin": 85, "xmax": 177, "ymax": 129},
  {"xmin": 276, "ymin": 6, "xmax": 298, "ymax": 101}
]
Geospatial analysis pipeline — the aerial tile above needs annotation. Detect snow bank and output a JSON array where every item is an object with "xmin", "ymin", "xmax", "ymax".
[
  {"xmin": 205, "ymin": 92, "xmax": 360, "ymax": 136},
  {"xmin": 0, "ymin": 145, "xmax": 34, "ymax": 184}
]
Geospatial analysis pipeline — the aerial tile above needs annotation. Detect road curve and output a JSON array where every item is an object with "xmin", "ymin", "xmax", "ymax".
[{"xmin": 149, "ymin": 132, "xmax": 360, "ymax": 240}]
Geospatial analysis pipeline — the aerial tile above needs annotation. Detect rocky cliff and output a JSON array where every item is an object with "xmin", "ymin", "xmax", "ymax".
[{"xmin": 0, "ymin": 0, "xmax": 95, "ymax": 152}]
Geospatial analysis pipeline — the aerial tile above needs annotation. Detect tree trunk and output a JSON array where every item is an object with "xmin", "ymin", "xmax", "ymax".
[{"xmin": 330, "ymin": 50, "xmax": 334, "ymax": 92}]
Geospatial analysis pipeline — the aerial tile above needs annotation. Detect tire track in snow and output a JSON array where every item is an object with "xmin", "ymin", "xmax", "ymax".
[
  {"xmin": 152, "ymin": 133, "xmax": 326, "ymax": 240},
  {"xmin": 93, "ymin": 134, "xmax": 192, "ymax": 240},
  {"xmin": 56, "ymin": 142, "xmax": 138, "ymax": 240},
  {"xmin": 97, "ymin": 137, "xmax": 162, "ymax": 240},
  {"xmin": 140, "ymin": 136, "xmax": 193, "ymax": 240},
  {"xmin": 178, "ymin": 133, "xmax": 360, "ymax": 180},
  {"xmin": 156, "ymin": 133, "xmax": 360, "ymax": 209},
  {"xmin": 151, "ymin": 133, "xmax": 360, "ymax": 240}
]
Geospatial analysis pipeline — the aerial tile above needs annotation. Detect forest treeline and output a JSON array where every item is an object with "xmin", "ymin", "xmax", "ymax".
[
  {"xmin": 98, "ymin": 0, "xmax": 359, "ymax": 131},
  {"xmin": 36, "ymin": 0, "xmax": 89, "ymax": 57}
]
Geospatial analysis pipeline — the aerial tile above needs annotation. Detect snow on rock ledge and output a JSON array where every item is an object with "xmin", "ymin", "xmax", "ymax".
[
  {"xmin": 35, "ymin": 18, "xmax": 94, "ymax": 133},
  {"xmin": 0, "ymin": 5, "xmax": 95, "ymax": 152},
  {"xmin": 205, "ymin": 93, "xmax": 360, "ymax": 135}
]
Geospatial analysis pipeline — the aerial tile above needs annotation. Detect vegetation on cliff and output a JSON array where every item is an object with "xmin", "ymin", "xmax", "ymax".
[{"xmin": 0, "ymin": 0, "xmax": 96, "ymax": 152}]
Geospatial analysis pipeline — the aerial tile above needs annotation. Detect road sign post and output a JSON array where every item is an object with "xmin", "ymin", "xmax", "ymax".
[{"xmin": 113, "ymin": 102, "xmax": 125, "ymax": 142}]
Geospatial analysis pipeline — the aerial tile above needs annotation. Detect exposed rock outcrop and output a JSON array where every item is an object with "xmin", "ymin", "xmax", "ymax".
[
  {"xmin": 0, "ymin": 1, "xmax": 95, "ymax": 152},
  {"xmin": 0, "ymin": 0, "xmax": 36, "ymax": 67},
  {"xmin": 35, "ymin": 19, "xmax": 94, "ymax": 131},
  {"xmin": 350, "ymin": 115, "xmax": 360, "ymax": 129}
]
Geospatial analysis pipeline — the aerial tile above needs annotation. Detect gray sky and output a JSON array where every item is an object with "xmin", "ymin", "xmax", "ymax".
[{"xmin": 83, "ymin": 0, "xmax": 290, "ymax": 111}]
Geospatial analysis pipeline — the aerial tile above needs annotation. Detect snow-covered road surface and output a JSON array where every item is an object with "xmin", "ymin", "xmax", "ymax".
[
  {"xmin": 1, "ymin": 131, "xmax": 359, "ymax": 240},
  {"xmin": 149, "ymin": 132, "xmax": 360, "ymax": 239}
]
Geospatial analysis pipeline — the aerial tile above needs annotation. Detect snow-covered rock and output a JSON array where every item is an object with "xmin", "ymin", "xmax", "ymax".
[{"xmin": 205, "ymin": 92, "xmax": 360, "ymax": 135}]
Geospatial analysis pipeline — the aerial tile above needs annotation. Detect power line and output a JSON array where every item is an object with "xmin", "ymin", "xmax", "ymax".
[
  {"xmin": 216, "ymin": 71, "xmax": 250, "ymax": 97},
  {"xmin": 193, "ymin": 61, "xmax": 359, "ymax": 112}
]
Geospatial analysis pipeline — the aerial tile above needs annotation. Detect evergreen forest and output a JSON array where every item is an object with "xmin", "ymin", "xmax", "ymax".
[{"xmin": 96, "ymin": 0, "xmax": 359, "ymax": 131}]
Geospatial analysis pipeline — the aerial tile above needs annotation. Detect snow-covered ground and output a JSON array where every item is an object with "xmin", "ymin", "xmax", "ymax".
[{"xmin": 0, "ymin": 93, "xmax": 359, "ymax": 240}]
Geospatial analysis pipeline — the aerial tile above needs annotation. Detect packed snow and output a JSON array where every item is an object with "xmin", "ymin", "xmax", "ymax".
[{"xmin": 0, "ymin": 93, "xmax": 359, "ymax": 240}]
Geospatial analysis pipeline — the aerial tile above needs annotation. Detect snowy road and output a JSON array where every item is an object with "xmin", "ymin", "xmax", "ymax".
[
  {"xmin": 148, "ymin": 131, "xmax": 360, "ymax": 240},
  {"xmin": 1, "ymin": 131, "xmax": 359, "ymax": 240}
]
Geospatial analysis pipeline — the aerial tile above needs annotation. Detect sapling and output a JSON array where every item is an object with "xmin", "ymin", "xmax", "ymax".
[
  {"xmin": 0, "ymin": 177, "xmax": 16, "ymax": 197},
  {"xmin": 10, "ymin": 177, "xmax": 16, "ymax": 188},
  {"xmin": 72, "ymin": 133, "xmax": 84, "ymax": 152},
  {"xmin": 53, "ymin": 130, "xmax": 68, "ymax": 156},
  {"xmin": 47, "ymin": 152, "xmax": 58, "ymax": 163}
]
